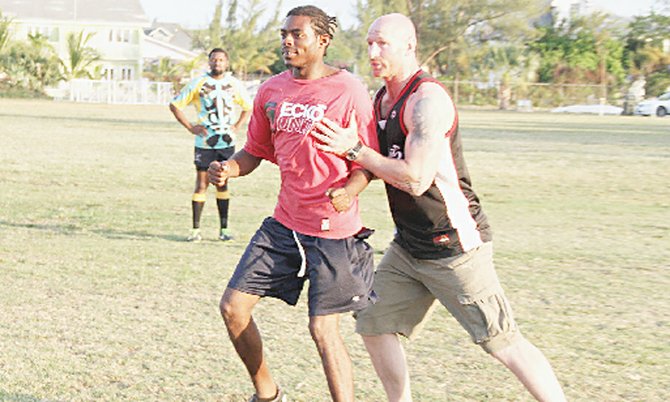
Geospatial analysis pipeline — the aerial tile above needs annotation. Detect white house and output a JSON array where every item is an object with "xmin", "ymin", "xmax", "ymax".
[
  {"xmin": 143, "ymin": 21, "xmax": 200, "ymax": 64},
  {"xmin": 1, "ymin": 0, "xmax": 149, "ymax": 81}
]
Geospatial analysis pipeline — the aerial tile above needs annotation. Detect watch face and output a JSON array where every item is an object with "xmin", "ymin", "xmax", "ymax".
[{"xmin": 346, "ymin": 141, "xmax": 362, "ymax": 161}]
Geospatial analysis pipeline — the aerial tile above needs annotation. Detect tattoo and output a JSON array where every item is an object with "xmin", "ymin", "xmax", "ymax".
[{"xmin": 409, "ymin": 97, "xmax": 437, "ymax": 147}]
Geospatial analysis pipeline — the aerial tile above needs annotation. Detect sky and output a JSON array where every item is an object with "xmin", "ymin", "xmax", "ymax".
[
  {"xmin": 138, "ymin": 0, "xmax": 360, "ymax": 29},
  {"xmin": 138, "ymin": 0, "xmax": 667, "ymax": 29}
]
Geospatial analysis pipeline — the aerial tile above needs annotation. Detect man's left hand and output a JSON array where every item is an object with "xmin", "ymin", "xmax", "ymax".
[
  {"xmin": 326, "ymin": 187, "xmax": 353, "ymax": 212},
  {"xmin": 312, "ymin": 112, "xmax": 359, "ymax": 156}
]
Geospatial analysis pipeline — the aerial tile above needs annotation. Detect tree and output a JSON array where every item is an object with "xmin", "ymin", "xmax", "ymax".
[
  {"xmin": 346, "ymin": 0, "xmax": 410, "ymax": 82},
  {"xmin": 221, "ymin": 0, "xmax": 282, "ymax": 78},
  {"xmin": 624, "ymin": 11, "xmax": 670, "ymax": 95},
  {"xmin": 0, "ymin": 11, "xmax": 11, "ymax": 55},
  {"xmin": 410, "ymin": 0, "xmax": 543, "ymax": 76},
  {"xmin": 144, "ymin": 57, "xmax": 182, "ymax": 83},
  {"xmin": 192, "ymin": 0, "xmax": 282, "ymax": 79},
  {"xmin": 477, "ymin": 44, "xmax": 539, "ymax": 108},
  {"xmin": 529, "ymin": 14, "xmax": 625, "ymax": 87},
  {"xmin": 210, "ymin": 0, "xmax": 224, "ymax": 49},
  {"xmin": 351, "ymin": 0, "xmax": 545, "ymax": 83},
  {"xmin": 59, "ymin": 31, "xmax": 100, "ymax": 80},
  {"xmin": 1, "ymin": 33, "xmax": 61, "ymax": 91}
]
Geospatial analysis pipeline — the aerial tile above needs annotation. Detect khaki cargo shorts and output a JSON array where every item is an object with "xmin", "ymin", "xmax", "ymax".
[{"xmin": 355, "ymin": 241, "xmax": 521, "ymax": 353}]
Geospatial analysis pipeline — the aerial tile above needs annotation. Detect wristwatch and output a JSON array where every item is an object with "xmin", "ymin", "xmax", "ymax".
[{"xmin": 345, "ymin": 140, "xmax": 363, "ymax": 161}]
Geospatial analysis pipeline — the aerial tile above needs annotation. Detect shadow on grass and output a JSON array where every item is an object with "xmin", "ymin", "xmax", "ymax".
[
  {"xmin": 0, "ymin": 112, "xmax": 172, "ymax": 130},
  {"xmin": 0, "ymin": 219, "xmax": 186, "ymax": 242},
  {"xmin": 0, "ymin": 392, "xmax": 54, "ymax": 402}
]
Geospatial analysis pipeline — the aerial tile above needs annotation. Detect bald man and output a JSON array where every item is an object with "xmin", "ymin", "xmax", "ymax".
[{"xmin": 312, "ymin": 13, "xmax": 566, "ymax": 402}]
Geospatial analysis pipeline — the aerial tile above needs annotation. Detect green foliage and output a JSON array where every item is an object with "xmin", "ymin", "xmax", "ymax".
[
  {"xmin": 209, "ymin": 0, "xmax": 224, "ymax": 49},
  {"xmin": 414, "ymin": 0, "xmax": 543, "ymax": 76},
  {"xmin": 624, "ymin": 12, "xmax": 670, "ymax": 95},
  {"xmin": 645, "ymin": 70, "xmax": 670, "ymax": 96},
  {"xmin": 529, "ymin": 14, "xmax": 626, "ymax": 86},
  {"xmin": 0, "ymin": 33, "xmax": 61, "ymax": 91},
  {"xmin": 625, "ymin": 12, "xmax": 670, "ymax": 54},
  {"xmin": 144, "ymin": 57, "xmax": 184, "ymax": 85},
  {"xmin": 191, "ymin": 0, "xmax": 281, "ymax": 79},
  {"xmin": 59, "ymin": 31, "xmax": 101, "ymax": 80},
  {"xmin": 144, "ymin": 55, "xmax": 207, "ymax": 92},
  {"xmin": 350, "ymin": 0, "xmax": 544, "ymax": 82},
  {"xmin": 0, "ymin": 10, "xmax": 11, "ymax": 54},
  {"xmin": 324, "ymin": 28, "xmax": 358, "ymax": 71},
  {"xmin": 222, "ymin": 0, "xmax": 282, "ymax": 78},
  {"xmin": 0, "ymin": 80, "xmax": 47, "ymax": 98}
]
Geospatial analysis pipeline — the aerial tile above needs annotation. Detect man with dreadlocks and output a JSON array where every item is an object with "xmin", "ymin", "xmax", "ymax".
[{"xmin": 208, "ymin": 5, "xmax": 378, "ymax": 402}]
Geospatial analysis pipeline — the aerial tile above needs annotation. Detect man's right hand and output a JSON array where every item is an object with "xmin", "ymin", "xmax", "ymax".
[
  {"xmin": 208, "ymin": 161, "xmax": 230, "ymax": 186},
  {"xmin": 190, "ymin": 125, "xmax": 208, "ymax": 137}
]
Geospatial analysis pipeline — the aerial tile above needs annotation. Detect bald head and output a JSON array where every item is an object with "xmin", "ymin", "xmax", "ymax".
[
  {"xmin": 366, "ymin": 13, "xmax": 419, "ymax": 79},
  {"xmin": 368, "ymin": 13, "xmax": 417, "ymax": 52}
]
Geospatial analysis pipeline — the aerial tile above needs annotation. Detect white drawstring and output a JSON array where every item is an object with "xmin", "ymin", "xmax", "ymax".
[{"xmin": 292, "ymin": 230, "xmax": 307, "ymax": 277}]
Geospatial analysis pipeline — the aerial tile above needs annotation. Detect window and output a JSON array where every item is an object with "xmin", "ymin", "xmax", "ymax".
[
  {"xmin": 121, "ymin": 67, "xmax": 133, "ymax": 81},
  {"xmin": 102, "ymin": 67, "xmax": 115, "ymax": 80},
  {"xmin": 28, "ymin": 26, "xmax": 58, "ymax": 42},
  {"xmin": 109, "ymin": 29, "xmax": 131, "ymax": 43}
]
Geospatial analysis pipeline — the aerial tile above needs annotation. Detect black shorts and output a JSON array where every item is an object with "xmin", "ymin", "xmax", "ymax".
[
  {"xmin": 194, "ymin": 146, "xmax": 235, "ymax": 171},
  {"xmin": 227, "ymin": 217, "xmax": 376, "ymax": 316}
]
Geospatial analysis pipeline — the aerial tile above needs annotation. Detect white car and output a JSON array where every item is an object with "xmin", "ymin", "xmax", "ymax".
[{"xmin": 635, "ymin": 91, "xmax": 670, "ymax": 117}]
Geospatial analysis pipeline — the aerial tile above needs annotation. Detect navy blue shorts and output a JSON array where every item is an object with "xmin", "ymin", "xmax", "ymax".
[
  {"xmin": 194, "ymin": 146, "xmax": 234, "ymax": 171},
  {"xmin": 227, "ymin": 217, "xmax": 376, "ymax": 316}
]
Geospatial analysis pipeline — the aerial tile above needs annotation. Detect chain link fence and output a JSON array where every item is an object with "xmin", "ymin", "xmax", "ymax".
[{"xmin": 440, "ymin": 80, "xmax": 626, "ymax": 111}]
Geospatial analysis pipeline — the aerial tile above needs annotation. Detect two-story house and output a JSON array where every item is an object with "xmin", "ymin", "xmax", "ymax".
[{"xmin": 1, "ymin": 0, "xmax": 149, "ymax": 81}]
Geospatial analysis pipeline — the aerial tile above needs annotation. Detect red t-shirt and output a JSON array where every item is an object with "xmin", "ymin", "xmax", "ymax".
[{"xmin": 244, "ymin": 70, "xmax": 378, "ymax": 239}]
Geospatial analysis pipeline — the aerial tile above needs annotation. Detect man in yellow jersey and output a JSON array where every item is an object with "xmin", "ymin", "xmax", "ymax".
[{"xmin": 170, "ymin": 48, "xmax": 252, "ymax": 241}]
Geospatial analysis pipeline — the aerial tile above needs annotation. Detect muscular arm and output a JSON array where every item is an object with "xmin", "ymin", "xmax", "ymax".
[{"xmin": 355, "ymin": 83, "xmax": 455, "ymax": 196}]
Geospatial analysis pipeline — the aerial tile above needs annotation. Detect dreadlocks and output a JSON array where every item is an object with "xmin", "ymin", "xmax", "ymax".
[{"xmin": 286, "ymin": 5, "xmax": 338, "ymax": 55}]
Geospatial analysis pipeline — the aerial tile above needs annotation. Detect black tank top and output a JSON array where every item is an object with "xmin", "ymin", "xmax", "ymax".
[{"xmin": 374, "ymin": 70, "xmax": 491, "ymax": 259}]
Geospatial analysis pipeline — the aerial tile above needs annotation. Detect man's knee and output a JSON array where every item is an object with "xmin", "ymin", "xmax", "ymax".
[
  {"xmin": 309, "ymin": 315, "xmax": 340, "ymax": 346},
  {"xmin": 488, "ymin": 333, "xmax": 528, "ymax": 361},
  {"xmin": 220, "ymin": 288, "xmax": 251, "ymax": 325}
]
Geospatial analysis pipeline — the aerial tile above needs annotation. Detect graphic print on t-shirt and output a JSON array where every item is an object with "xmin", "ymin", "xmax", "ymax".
[
  {"xmin": 199, "ymin": 82, "xmax": 235, "ymax": 134},
  {"xmin": 273, "ymin": 100, "xmax": 328, "ymax": 136}
]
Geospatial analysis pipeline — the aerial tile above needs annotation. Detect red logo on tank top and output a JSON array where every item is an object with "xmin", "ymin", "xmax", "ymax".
[{"xmin": 432, "ymin": 234, "xmax": 450, "ymax": 245}]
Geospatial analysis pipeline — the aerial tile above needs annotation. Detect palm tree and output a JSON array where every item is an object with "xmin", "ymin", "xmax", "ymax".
[
  {"xmin": 60, "ymin": 31, "xmax": 100, "ymax": 80},
  {"xmin": 144, "ymin": 57, "xmax": 183, "ymax": 87},
  {"xmin": 0, "ymin": 11, "xmax": 11, "ymax": 55}
]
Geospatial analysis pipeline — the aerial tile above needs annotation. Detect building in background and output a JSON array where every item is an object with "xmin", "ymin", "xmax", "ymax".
[
  {"xmin": 0, "ymin": 0, "xmax": 200, "ymax": 81},
  {"xmin": 143, "ymin": 21, "xmax": 203, "ymax": 77},
  {"xmin": 0, "ymin": 0, "xmax": 149, "ymax": 81}
]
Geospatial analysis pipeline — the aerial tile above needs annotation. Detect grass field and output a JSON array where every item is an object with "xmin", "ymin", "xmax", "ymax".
[{"xmin": 0, "ymin": 98, "xmax": 668, "ymax": 401}]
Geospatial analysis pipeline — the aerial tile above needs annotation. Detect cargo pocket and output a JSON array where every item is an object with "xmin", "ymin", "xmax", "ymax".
[{"xmin": 456, "ymin": 286, "xmax": 515, "ymax": 345}]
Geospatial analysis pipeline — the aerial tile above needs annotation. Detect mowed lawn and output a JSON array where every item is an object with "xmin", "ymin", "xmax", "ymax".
[{"xmin": 0, "ymin": 98, "xmax": 668, "ymax": 401}]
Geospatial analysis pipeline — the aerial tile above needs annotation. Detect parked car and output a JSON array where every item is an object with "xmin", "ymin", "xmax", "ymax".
[{"xmin": 635, "ymin": 91, "xmax": 670, "ymax": 117}]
